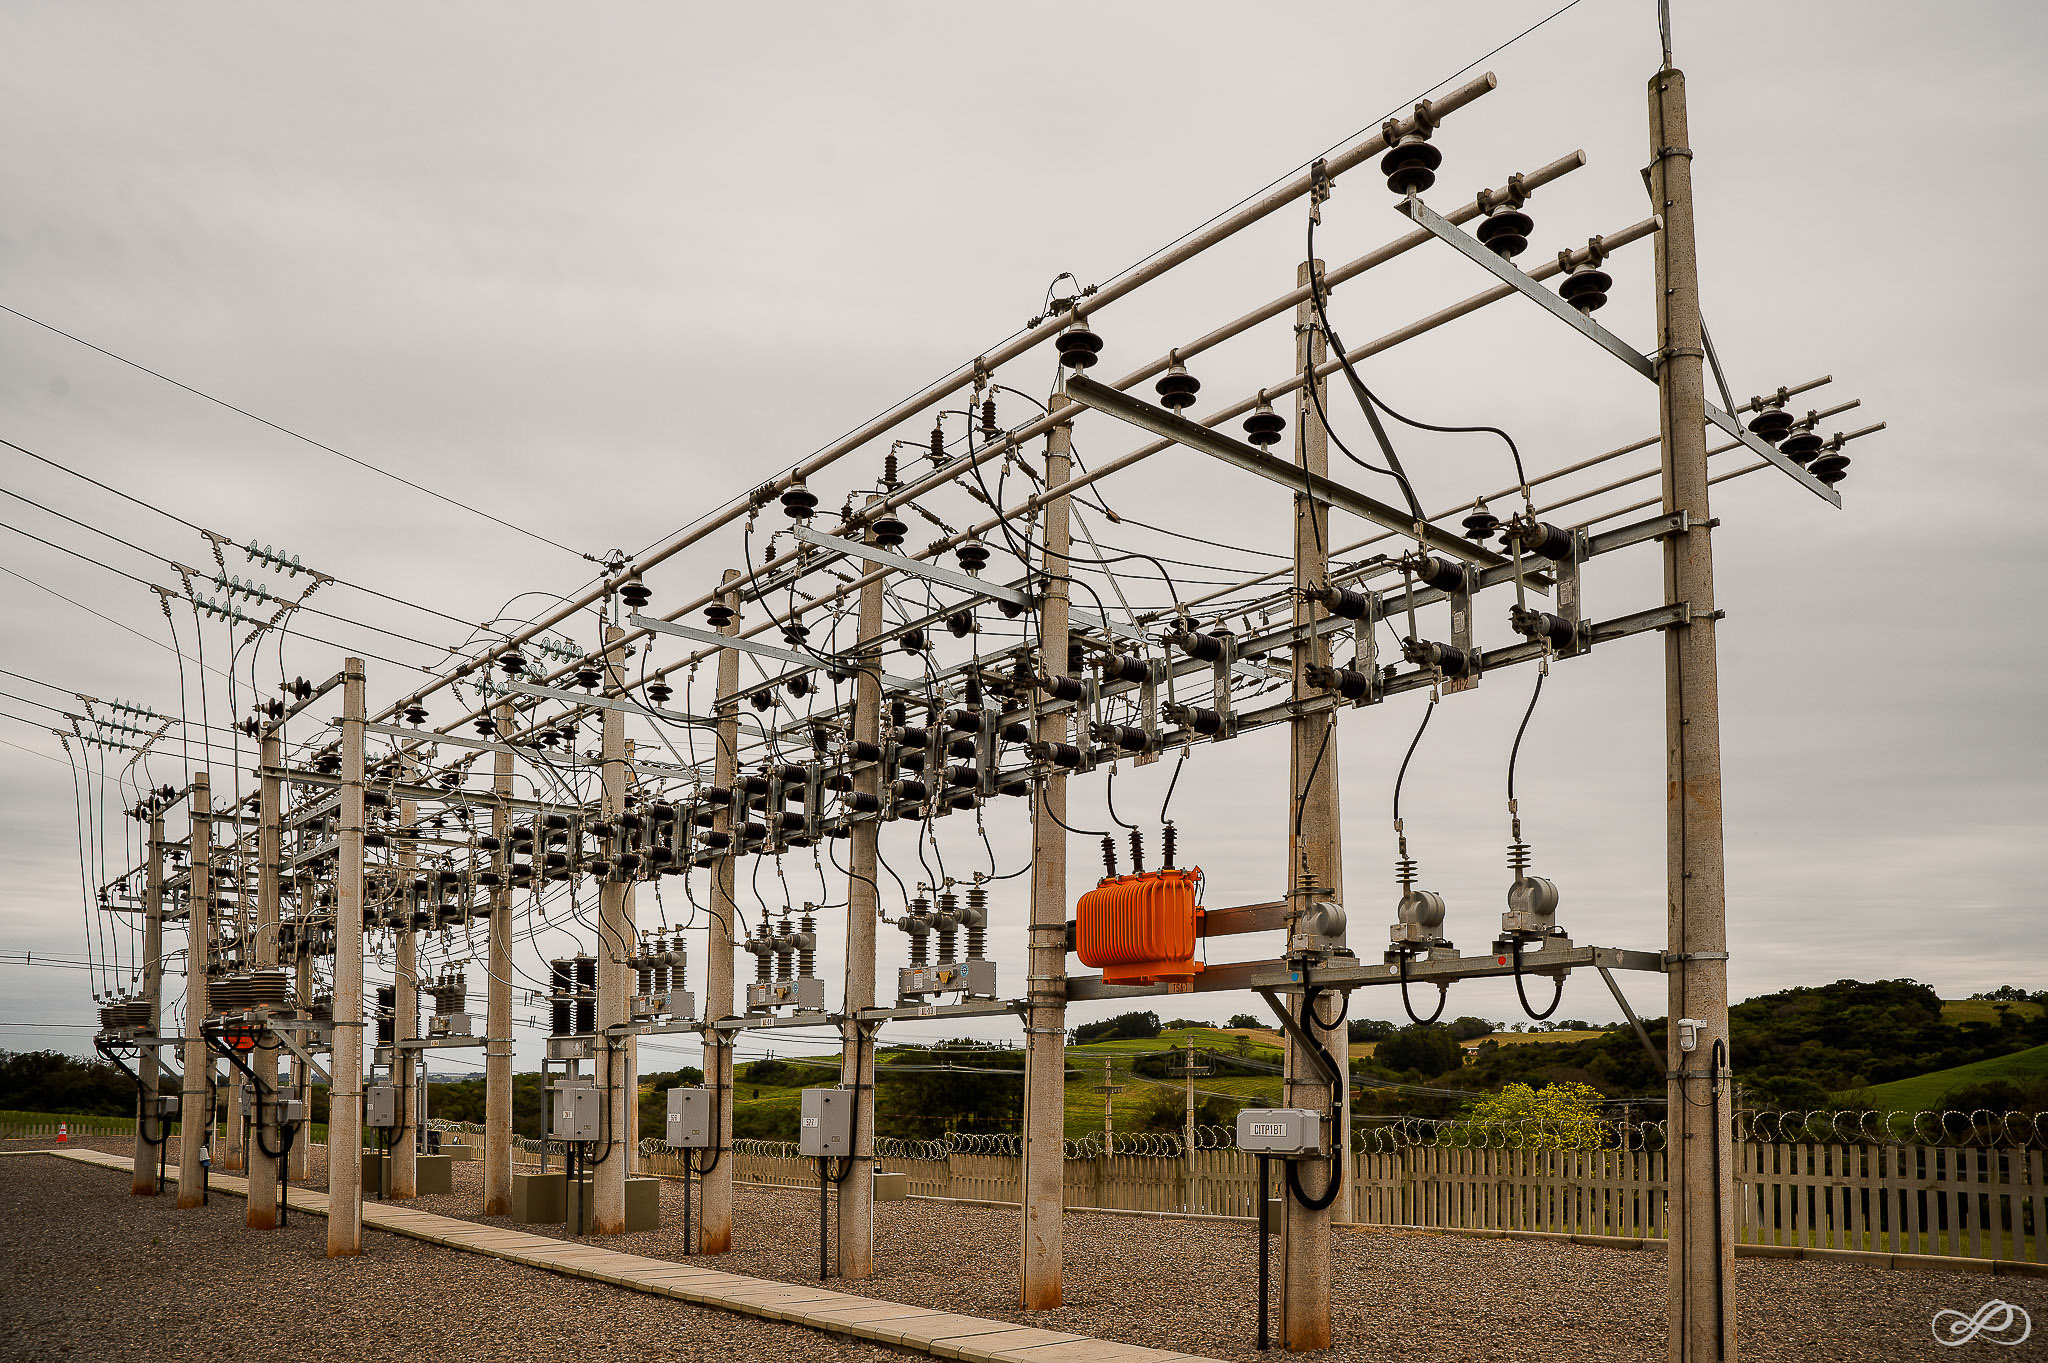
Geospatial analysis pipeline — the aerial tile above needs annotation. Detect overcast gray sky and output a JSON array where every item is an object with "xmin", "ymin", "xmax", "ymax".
[{"xmin": 2, "ymin": 1, "xmax": 2041, "ymax": 1077}]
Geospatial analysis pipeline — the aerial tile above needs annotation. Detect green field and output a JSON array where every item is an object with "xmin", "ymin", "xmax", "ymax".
[
  {"xmin": 1939, "ymin": 998, "xmax": 2045, "ymax": 1026},
  {"xmin": 718, "ymin": 1027, "xmax": 1291, "ymax": 1142},
  {"xmin": 1843, "ymin": 1043, "xmax": 2048, "ymax": 1111}
]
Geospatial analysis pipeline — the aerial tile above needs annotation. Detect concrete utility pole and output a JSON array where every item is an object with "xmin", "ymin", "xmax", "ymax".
[
  {"xmin": 177, "ymin": 772, "xmax": 211, "ymax": 1210},
  {"xmin": 837, "ymin": 497, "xmax": 886, "ymax": 1279},
  {"xmin": 1020, "ymin": 394, "xmax": 1073, "ymax": 1311},
  {"xmin": 483, "ymin": 700, "xmax": 515, "ymax": 1216},
  {"xmin": 328, "ymin": 659, "xmax": 367, "ymax": 1257},
  {"xmin": 1279, "ymin": 258, "xmax": 1346, "ymax": 1351},
  {"xmin": 248, "ymin": 734, "xmax": 284, "ymax": 1227},
  {"xmin": 699, "ymin": 570, "xmax": 743, "ymax": 1254},
  {"xmin": 132, "ymin": 808, "xmax": 164, "ymax": 1196},
  {"xmin": 392, "ymin": 793, "xmax": 420, "ymax": 1199},
  {"xmin": 594, "ymin": 624, "xmax": 635, "ymax": 1234},
  {"xmin": 1649, "ymin": 65, "xmax": 1738, "ymax": 1363},
  {"xmin": 224, "ymin": 799, "xmax": 246, "ymax": 1177},
  {"xmin": 290, "ymin": 872, "xmax": 312, "ymax": 1183}
]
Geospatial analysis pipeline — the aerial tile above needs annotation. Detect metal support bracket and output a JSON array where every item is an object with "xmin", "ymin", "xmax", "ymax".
[
  {"xmin": 1596, "ymin": 964, "xmax": 1668, "ymax": 1074},
  {"xmin": 1396, "ymin": 194, "xmax": 1839, "ymax": 508},
  {"xmin": 1062, "ymin": 373, "xmax": 1519, "ymax": 573},
  {"xmin": 629, "ymin": 614, "xmax": 925, "ymax": 692},
  {"xmin": 1254, "ymin": 986, "xmax": 1344, "ymax": 1087}
]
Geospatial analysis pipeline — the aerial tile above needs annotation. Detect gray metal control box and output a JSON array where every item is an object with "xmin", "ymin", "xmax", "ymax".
[
  {"xmin": 897, "ymin": 959, "xmax": 997, "ymax": 1003},
  {"xmin": 798, "ymin": 1086, "xmax": 852, "ymax": 1158},
  {"xmin": 153, "ymin": 1093, "xmax": 181, "ymax": 1121},
  {"xmin": 664, "ymin": 1087, "xmax": 711, "ymax": 1149},
  {"xmin": 552, "ymin": 1082, "xmax": 602, "ymax": 1142},
  {"xmin": 365, "ymin": 1082, "xmax": 399, "ymax": 1129},
  {"xmin": 1235, "ymin": 1107, "xmax": 1323, "ymax": 1155},
  {"xmin": 276, "ymin": 1097, "xmax": 306, "ymax": 1127},
  {"xmin": 747, "ymin": 977, "xmax": 825, "ymax": 1014}
]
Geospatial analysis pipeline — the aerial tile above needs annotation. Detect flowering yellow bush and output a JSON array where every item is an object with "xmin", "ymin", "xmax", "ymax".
[{"xmin": 1461, "ymin": 1081, "xmax": 1610, "ymax": 1150}]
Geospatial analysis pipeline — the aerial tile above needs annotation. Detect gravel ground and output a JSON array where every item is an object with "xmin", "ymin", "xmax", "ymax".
[
  {"xmin": 398, "ymin": 1155, "xmax": 2042, "ymax": 1363},
  {"xmin": 12, "ymin": 1137, "xmax": 2043, "ymax": 1362},
  {"xmin": 0, "ymin": 1143, "xmax": 908, "ymax": 1363}
]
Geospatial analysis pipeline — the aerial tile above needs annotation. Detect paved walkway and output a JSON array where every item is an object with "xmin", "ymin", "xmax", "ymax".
[{"xmin": 36, "ymin": 1147, "xmax": 1218, "ymax": 1363}]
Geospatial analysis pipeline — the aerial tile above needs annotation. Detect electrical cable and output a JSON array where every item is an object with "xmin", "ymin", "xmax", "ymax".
[
  {"xmin": 0, "ymin": 307, "xmax": 599, "ymax": 564},
  {"xmin": 1397, "ymin": 950, "xmax": 1449, "ymax": 1026},
  {"xmin": 1508, "ymin": 670, "xmax": 1544, "ymax": 804},
  {"xmin": 1392, "ymin": 696, "xmax": 1435, "ymax": 825},
  {"xmin": 1307, "ymin": 214, "xmax": 1528, "ymax": 499}
]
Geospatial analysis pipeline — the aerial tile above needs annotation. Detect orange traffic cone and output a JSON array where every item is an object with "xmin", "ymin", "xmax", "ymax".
[{"xmin": 56, "ymin": 1121, "xmax": 68, "ymax": 1144}]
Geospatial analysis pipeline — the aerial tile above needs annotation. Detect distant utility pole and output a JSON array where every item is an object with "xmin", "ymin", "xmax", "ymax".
[{"xmin": 1095, "ymin": 1059, "xmax": 1123, "ymax": 1141}]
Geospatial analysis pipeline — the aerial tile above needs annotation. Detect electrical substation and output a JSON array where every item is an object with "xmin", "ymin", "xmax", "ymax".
[{"xmin": 53, "ymin": 27, "xmax": 1893, "ymax": 1363}]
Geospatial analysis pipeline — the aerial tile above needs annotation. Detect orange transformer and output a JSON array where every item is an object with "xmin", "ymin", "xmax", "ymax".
[{"xmin": 1075, "ymin": 867, "xmax": 1205, "ymax": 985}]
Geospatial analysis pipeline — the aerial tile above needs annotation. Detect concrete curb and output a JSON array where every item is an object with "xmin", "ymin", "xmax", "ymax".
[{"xmin": 1334, "ymin": 1219, "xmax": 2046, "ymax": 1277}]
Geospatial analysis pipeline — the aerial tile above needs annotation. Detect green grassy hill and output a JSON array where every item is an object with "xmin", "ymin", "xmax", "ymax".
[
  {"xmin": 1842, "ymin": 1042, "xmax": 2048, "ymax": 1112},
  {"xmin": 1063, "ymin": 1026, "xmax": 1283, "ymax": 1139}
]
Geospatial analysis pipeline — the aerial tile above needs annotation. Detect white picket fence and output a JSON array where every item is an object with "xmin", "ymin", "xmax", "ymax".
[
  {"xmin": 332, "ymin": 1121, "xmax": 2048, "ymax": 1265},
  {"xmin": 708, "ymin": 1140, "xmax": 2043, "ymax": 1262}
]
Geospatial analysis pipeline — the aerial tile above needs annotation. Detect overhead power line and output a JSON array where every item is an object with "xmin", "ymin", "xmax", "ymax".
[
  {"xmin": 0, "ymin": 303, "xmax": 601, "ymax": 565},
  {"xmin": 0, "ymin": 435, "xmax": 504, "ymax": 637}
]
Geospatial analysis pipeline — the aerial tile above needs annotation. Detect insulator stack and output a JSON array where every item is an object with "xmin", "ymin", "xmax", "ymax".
[
  {"xmin": 1162, "ymin": 823, "xmax": 1178, "ymax": 870},
  {"xmin": 781, "ymin": 481, "xmax": 818, "ymax": 518},
  {"xmin": 550, "ymin": 958, "xmax": 572, "ymax": 1035},
  {"xmin": 981, "ymin": 396, "xmax": 999, "ymax": 440},
  {"xmin": 1477, "ymin": 206, "xmax": 1533, "ymax": 259},
  {"xmin": 1509, "ymin": 606, "xmax": 1576, "ymax": 651},
  {"xmin": 1156, "ymin": 359, "xmax": 1201, "ymax": 410},
  {"xmin": 575, "ymin": 955, "xmax": 596, "ymax": 1034},
  {"xmin": 1811, "ymin": 439, "xmax": 1851, "ymax": 485},
  {"xmin": 935, "ymin": 892, "xmax": 959, "ymax": 965},
  {"xmin": 1559, "ymin": 263, "xmax": 1612, "ymax": 313},
  {"xmin": 1380, "ymin": 129, "xmax": 1442, "ymax": 195},
  {"xmin": 1781, "ymin": 426, "xmax": 1824, "ymax": 463},
  {"xmin": 750, "ymin": 921, "xmax": 773, "ymax": 985},
  {"xmin": 1243, "ymin": 400, "xmax": 1285, "ymax": 447},
  {"xmin": 964, "ymin": 885, "xmax": 988, "ymax": 961},
  {"xmin": 775, "ymin": 915, "xmax": 796, "ymax": 982},
  {"xmin": 1129, "ymin": 828, "xmax": 1145, "ymax": 875},
  {"xmin": 903, "ymin": 896, "xmax": 931, "ymax": 968},
  {"xmin": 1056, "ymin": 320, "xmax": 1103, "ymax": 369},
  {"xmin": 1747, "ymin": 406, "xmax": 1794, "ymax": 444},
  {"xmin": 799, "ymin": 911, "xmax": 817, "ymax": 977}
]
